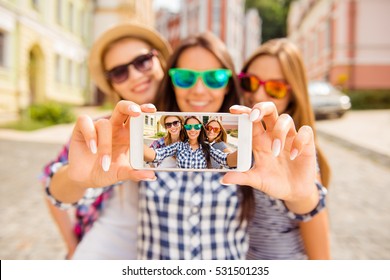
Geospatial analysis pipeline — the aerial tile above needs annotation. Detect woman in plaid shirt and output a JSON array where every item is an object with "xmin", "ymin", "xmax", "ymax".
[
  {"xmin": 46, "ymin": 32, "xmax": 326, "ymax": 259},
  {"xmin": 145, "ymin": 116, "xmax": 236, "ymax": 170}
]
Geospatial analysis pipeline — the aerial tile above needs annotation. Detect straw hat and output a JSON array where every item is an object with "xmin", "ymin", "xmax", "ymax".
[
  {"xmin": 88, "ymin": 21, "xmax": 172, "ymax": 96},
  {"xmin": 159, "ymin": 115, "xmax": 185, "ymax": 129}
]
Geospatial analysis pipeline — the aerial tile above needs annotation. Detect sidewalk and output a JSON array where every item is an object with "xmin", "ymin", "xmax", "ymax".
[
  {"xmin": 0, "ymin": 107, "xmax": 389, "ymax": 160},
  {"xmin": 315, "ymin": 109, "xmax": 390, "ymax": 165}
]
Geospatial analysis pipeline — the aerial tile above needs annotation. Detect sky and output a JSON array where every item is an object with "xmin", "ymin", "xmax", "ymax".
[{"xmin": 153, "ymin": 0, "xmax": 181, "ymax": 12}]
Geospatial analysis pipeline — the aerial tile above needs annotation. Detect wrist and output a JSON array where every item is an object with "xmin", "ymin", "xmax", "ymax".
[{"xmin": 285, "ymin": 183, "xmax": 319, "ymax": 214}]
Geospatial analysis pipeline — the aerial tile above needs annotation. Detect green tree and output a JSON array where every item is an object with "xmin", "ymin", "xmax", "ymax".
[{"xmin": 245, "ymin": 0, "xmax": 294, "ymax": 43}]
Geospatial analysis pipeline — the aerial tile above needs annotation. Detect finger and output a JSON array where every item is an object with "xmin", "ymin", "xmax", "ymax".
[
  {"xmin": 74, "ymin": 115, "xmax": 97, "ymax": 154},
  {"xmin": 271, "ymin": 114, "xmax": 297, "ymax": 157},
  {"xmin": 220, "ymin": 171, "xmax": 254, "ymax": 188},
  {"xmin": 229, "ymin": 105, "xmax": 251, "ymax": 115},
  {"xmin": 289, "ymin": 125, "xmax": 314, "ymax": 160},
  {"xmin": 140, "ymin": 103, "xmax": 157, "ymax": 113},
  {"xmin": 95, "ymin": 119, "xmax": 112, "ymax": 172},
  {"xmin": 249, "ymin": 102, "xmax": 278, "ymax": 131},
  {"xmin": 110, "ymin": 100, "xmax": 141, "ymax": 127},
  {"xmin": 117, "ymin": 167, "xmax": 156, "ymax": 182}
]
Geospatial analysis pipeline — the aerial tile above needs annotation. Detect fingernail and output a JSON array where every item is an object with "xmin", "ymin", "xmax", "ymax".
[
  {"xmin": 290, "ymin": 149, "xmax": 298, "ymax": 160},
  {"xmin": 249, "ymin": 109, "xmax": 261, "ymax": 122},
  {"xmin": 144, "ymin": 104, "xmax": 156, "ymax": 109},
  {"xmin": 230, "ymin": 105, "xmax": 241, "ymax": 110},
  {"xmin": 102, "ymin": 155, "xmax": 111, "ymax": 172},
  {"xmin": 129, "ymin": 104, "xmax": 141, "ymax": 113},
  {"xmin": 272, "ymin": 139, "xmax": 281, "ymax": 157},
  {"xmin": 143, "ymin": 176, "xmax": 157, "ymax": 182},
  {"xmin": 90, "ymin": 140, "xmax": 97, "ymax": 154},
  {"xmin": 219, "ymin": 179, "xmax": 236, "ymax": 186}
]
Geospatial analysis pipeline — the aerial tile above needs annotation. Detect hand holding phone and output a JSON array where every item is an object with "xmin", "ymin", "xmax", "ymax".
[{"xmin": 130, "ymin": 112, "xmax": 252, "ymax": 172}]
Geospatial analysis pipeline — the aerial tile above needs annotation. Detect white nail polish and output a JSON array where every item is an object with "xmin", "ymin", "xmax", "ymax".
[
  {"xmin": 102, "ymin": 155, "xmax": 111, "ymax": 172},
  {"xmin": 249, "ymin": 109, "xmax": 261, "ymax": 122},
  {"xmin": 130, "ymin": 104, "xmax": 141, "ymax": 113},
  {"xmin": 272, "ymin": 139, "xmax": 281, "ymax": 157},
  {"xmin": 143, "ymin": 177, "xmax": 157, "ymax": 182},
  {"xmin": 219, "ymin": 179, "xmax": 236, "ymax": 186},
  {"xmin": 230, "ymin": 105, "xmax": 241, "ymax": 110},
  {"xmin": 90, "ymin": 140, "xmax": 97, "ymax": 154},
  {"xmin": 144, "ymin": 104, "xmax": 156, "ymax": 109},
  {"xmin": 290, "ymin": 149, "xmax": 298, "ymax": 160}
]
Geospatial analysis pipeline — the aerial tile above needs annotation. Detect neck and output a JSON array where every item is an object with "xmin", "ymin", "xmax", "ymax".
[{"xmin": 189, "ymin": 139, "xmax": 198, "ymax": 145}]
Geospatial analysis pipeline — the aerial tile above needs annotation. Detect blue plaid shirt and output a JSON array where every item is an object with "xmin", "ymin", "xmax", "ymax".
[
  {"xmin": 154, "ymin": 141, "xmax": 228, "ymax": 169},
  {"xmin": 138, "ymin": 171, "xmax": 248, "ymax": 259}
]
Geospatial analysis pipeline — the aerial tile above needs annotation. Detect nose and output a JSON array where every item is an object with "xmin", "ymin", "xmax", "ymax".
[
  {"xmin": 128, "ymin": 64, "xmax": 144, "ymax": 80},
  {"xmin": 192, "ymin": 78, "xmax": 207, "ymax": 94},
  {"xmin": 251, "ymin": 85, "xmax": 269, "ymax": 103}
]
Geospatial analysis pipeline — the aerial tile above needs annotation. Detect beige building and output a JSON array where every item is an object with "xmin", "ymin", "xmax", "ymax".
[
  {"xmin": 0, "ymin": 0, "xmax": 154, "ymax": 120},
  {"xmin": 288, "ymin": 0, "xmax": 390, "ymax": 90}
]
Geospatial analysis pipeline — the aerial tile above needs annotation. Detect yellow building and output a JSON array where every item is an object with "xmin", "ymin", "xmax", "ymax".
[{"xmin": 0, "ymin": 0, "xmax": 154, "ymax": 121}]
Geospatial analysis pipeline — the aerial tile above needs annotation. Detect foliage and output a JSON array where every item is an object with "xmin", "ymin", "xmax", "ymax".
[
  {"xmin": 346, "ymin": 89, "xmax": 390, "ymax": 110},
  {"xmin": 245, "ymin": 0, "xmax": 294, "ymax": 43},
  {"xmin": 28, "ymin": 102, "xmax": 76, "ymax": 124},
  {"xmin": 154, "ymin": 132, "xmax": 166, "ymax": 138},
  {"xmin": 228, "ymin": 129, "xmax": 238, "ymax": 138}
]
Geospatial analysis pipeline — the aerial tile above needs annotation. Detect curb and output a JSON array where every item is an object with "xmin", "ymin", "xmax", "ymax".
[{"xmin": 317, "ymin": 130, "xmax": 390, "ymax": 167}]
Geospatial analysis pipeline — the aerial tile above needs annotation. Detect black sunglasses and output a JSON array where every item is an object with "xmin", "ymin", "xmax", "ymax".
[
  {"xmin": 105, "ymin": 50, "xmax": 157, "ymax": 84},
  {"xmin": 164, "ymin": 120, "xmax": 181, "ymax": 129}
]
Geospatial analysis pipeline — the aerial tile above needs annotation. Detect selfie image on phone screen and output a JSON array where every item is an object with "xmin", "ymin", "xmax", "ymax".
[{"xmin": 130, "ymin": 112, "xmax": 252, "ymax": 172}]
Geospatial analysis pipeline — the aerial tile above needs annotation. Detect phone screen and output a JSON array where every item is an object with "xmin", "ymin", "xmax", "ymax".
[{"xmin": 130, "ymin": 112, "xmax": 252, "ymax": 172}]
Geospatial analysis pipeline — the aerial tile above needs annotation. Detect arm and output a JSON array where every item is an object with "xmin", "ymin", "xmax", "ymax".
[
  {"xmin": 48, "ymin": 101, "xmax": 156, "ymax": 204},
  {"xmin": 300, "ymin": 209, "xmax": 331, "ymax": 259}
]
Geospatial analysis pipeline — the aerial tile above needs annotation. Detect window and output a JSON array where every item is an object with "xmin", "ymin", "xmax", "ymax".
[
  {"xmin": 32, "ymin": 0, "xmax": 39, "ymax": 10},
  {"xmin": 57, "ymin": 0, "xmax": 62, "ymax": 25},
  {"xmin": 0, "ymin": 32, "xmax": 5, "ymax": 67},
  {"xmin": 55, "ymin": 54, "xmax": 61, "ymax": 82}
]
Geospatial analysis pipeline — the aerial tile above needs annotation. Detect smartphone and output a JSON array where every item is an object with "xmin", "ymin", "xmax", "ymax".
[{"xmin": 130, "ymin": 112, "xmax": 252, "ymax": 172}]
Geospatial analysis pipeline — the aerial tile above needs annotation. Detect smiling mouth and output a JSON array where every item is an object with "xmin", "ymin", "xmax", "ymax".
[{"xmin": 189, "ymin": 100, "xmax": 208, "ymax": 107}]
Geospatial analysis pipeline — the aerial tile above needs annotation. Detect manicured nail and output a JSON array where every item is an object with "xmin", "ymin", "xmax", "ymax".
[
  {"xmin": 290, "ymin": 149, "xmax": 298, "ymax": 160},
  {"xmin": 249, "ymin": 109, "xmax": 261, "ymax": 122},
  {"xmin": 143, "ymin": 177, "xmax": 157, "ymax": 182},
  {"xmin": 144, "ymin": 103, "xmax": 156, "ymax": 109},
  {"xmin": 219, "ymin": 179, "xmax": 236, "ymax": 186},
  {"xmin": 90, "ymin": 139, "xmax": 97, "ymax": 154},
  {"xmin": 102, "ymin": 155, "xmax": 111, "ymax": 172},
  {"xmin": 230, "ymin": 105, "xmax": 241, "ymax": 110},
  {"xmin": 129, "ymin": 104, "xmax": 141, "ymax": 113},
  {"xmin": 272, "ymin": 139, "xmax": 281, "ymax": 157}
]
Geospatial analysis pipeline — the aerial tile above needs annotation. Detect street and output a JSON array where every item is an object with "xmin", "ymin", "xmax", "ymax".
[{"xmin": 1, "ymin": 116, "xmax": 390, "ymax": 259}]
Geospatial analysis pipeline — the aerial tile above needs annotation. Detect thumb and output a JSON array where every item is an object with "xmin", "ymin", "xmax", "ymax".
[{"xmin": 221, "ymin": 171, "xmax": 252, "ymax": 186}]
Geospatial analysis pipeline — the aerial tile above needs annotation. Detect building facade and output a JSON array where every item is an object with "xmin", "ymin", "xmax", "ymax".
[
  {"xmin": 0, "ymin": 0, "xmax": 154, "ymax": 119},
  {"xmin": 155, "ymin": 0, "xmax": 261, "ymax": 71},
  {"xmin": 288, "ymin": 0, "xmax": 390, "ymax": 90}
]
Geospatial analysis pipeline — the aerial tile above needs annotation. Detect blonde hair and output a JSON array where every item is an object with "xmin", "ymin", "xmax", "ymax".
[
  {"xmin": 242, "ymin": 38, "xmax": 331, "ymax": 187},
  {"xmin": 206, "ymin": 119, "xmax": 228, "ymax": 143},
  {"xmin": 160, "ymin": 115, "xmax": 186, "ymax": 145}
]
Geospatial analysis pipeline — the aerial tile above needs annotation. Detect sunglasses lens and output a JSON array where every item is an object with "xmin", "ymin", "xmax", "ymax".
[
  {"xmin": 170, "ymin": 70, "xmax": 196, "ymax": 88},
  {"xmin": 133, "ymin": 54, "xmax": 153, "ymax": 72},
  {"xmin": 184, "ymin": 124, "xmax": 202, "ymax": 130},
  {"xmin": 240, "ymin": 75, "xmax": 259, "ymax": 92},
  {"xmin": 206, "ymin": 126, "xmax": 220, "ymax": 133},
  {"xmin": 265, "ymin": 81, "xmax": 288, "ymax": 99},
  {"xmin": 108, "ymin": 66, "xmax": 129, "ymax": 83},
  {"xmin": 204, "ymin": 70, "xmax": 230, "ymax": 89},
  {"xmin": 165, "ymin": 121, "xmax": 180, "ymax": 129}
]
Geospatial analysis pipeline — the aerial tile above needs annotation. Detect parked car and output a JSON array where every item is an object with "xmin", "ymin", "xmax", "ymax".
[{"xmin": 308, "ymin": 81, "xmax": 351, "ymax": 119}]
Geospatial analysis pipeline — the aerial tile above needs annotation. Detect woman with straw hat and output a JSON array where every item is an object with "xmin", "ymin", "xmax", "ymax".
[{"xmin": 41, "ymin": 21, "xmax": 171, "ymax": 259}]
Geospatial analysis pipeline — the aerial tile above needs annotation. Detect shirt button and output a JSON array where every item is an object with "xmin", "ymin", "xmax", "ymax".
[{"xmin": 192, "ymin": 206, "xmax": 200, "ymax": 214}]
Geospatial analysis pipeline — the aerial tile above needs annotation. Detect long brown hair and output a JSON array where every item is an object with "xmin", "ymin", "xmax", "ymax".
[
  {"xmin": 241, "ymin": 38, "xmax": 331, "ymax": 187},
  {"xmin": 154, "ymin": 32, "xmax": 242, "ymax": 112},
  {"xmin": 154, "ymin": 32, "xmax": 253, "ymax": 222},
  {"xmin": 184, "ymin": 116, "xmax": 212, "ymax": 168},
  {"xmin": 206, "ymin": 119, "xmax": 228, "ymax": 143}
]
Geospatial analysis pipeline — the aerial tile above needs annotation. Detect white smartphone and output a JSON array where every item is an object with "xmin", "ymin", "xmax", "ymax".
[{"xmin": 130, "ymin": 112, "xmax": 252, "ymax": 172}]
